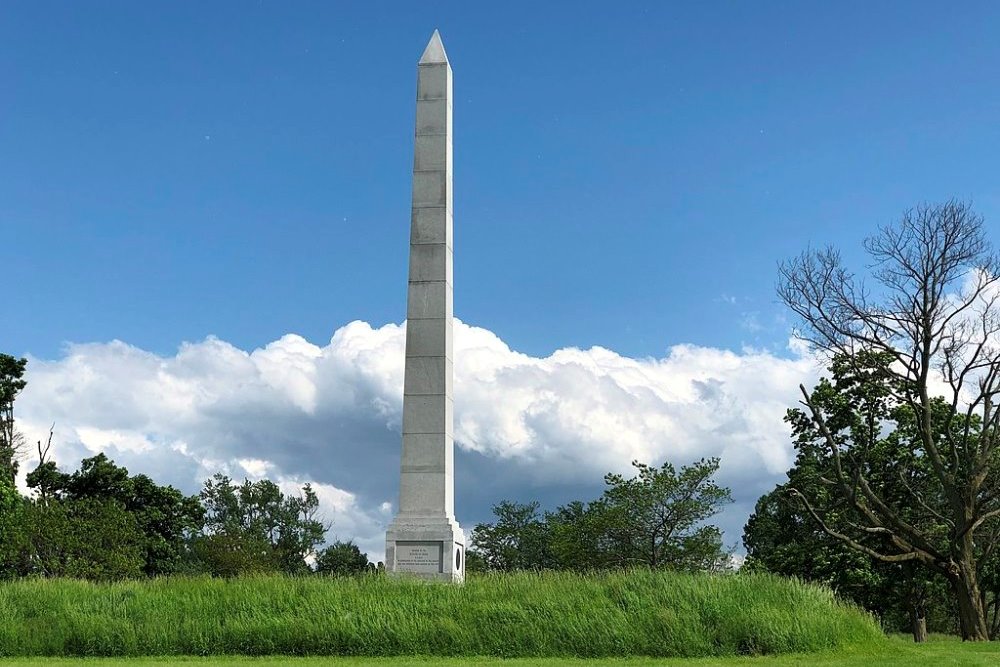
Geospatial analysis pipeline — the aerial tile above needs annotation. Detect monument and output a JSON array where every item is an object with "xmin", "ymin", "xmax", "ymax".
[{"xmin": 384, "ymin": 30, "xmax": 465, "ymax": 582}]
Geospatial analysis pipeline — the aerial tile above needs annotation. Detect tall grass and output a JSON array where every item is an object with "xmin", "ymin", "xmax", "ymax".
[{"xmin": 0, "ymin": 571, "xmax": 883, "ymax": 658}]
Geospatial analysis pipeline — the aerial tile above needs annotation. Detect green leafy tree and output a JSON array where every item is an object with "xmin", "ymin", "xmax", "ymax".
[
  {"xmin": 767, "ymin": 351, "xmax": 998, "ymax": 640},
  {"xmin": 192, "ymin": 531, "xmax": 276, "ymax": 577},
  {"xmin": 744, "ymin": 478, "xmax": 954, "ymax": 640},
  {"xmin": 469, "ymin": 500, "xmax": 554, "ymax": 571},
  {"xmin": 0, "ymin": 354, "xmax": 28, "ymax": 489},
  {"xmin": 471, "ymin": 458, "xmax": 732, "ymax": 573},
  {"xmin": 546, "ymin": 500, "xmax": 607, "ymax": 571},
  {"xmin": 782, "ymin": 350, "xmax": 1000, "ymax": 640},
  {"xmin": 196, "ymin": 474, "xmax": 326, "ymax": 576},
  {"xmin": 0, "ymin": 497, "xmax": 27, "ymax": 578},
  {"xmin": 315, "ymin": 540, "xmax": 370, "ymax": 576},
  {"xmin": 744, "ymin": 483, "xmax": 888, "ymax": 603},
  {"xmin": 26, "ymin": 452, "xmax": 204, "ymax": 575},
  {"xmin": 599, "ymin": 458, "xmax": 732, "ymax": 571},
  {"xmin": 979, "ymin": 550, "xmax": 1000, "ymax": 638},
  {"xmin": 20, "ymin": 498, "xmax": 144, "ymax": 580},
  {"xmin": 463, "ymin": 548, "xmax": 488, "ymax": 575}
]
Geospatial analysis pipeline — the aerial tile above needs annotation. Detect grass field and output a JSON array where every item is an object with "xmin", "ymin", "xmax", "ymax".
[
  {"xmin": 0, "ymin": 637, "xmax": 997, "ymax": 666},
  {"xmin": 0, "ymin": 572, "xmax": 881, "ymax": 658}
]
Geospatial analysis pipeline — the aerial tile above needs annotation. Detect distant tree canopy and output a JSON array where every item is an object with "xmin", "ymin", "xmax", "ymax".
[
  {"xmin": 470, "ymin": 458, "xmax": 732, "ymax": 573},
  {"xmin": 12, "ymin": 498, "xmax": 146, "ymax": 580},
  {"xmin": 0, "ymin": 355, "xmax": 361, "ymax": 581},
  {"xmin": 0, "ymin": 351, "xmax": 733, "ymax": 583},
  {"xmin": 4, "ymin": 452, "xmax": 340, "ymax": 580},
  {"xmin": 26, "ymin": 452, "xmax": 204, "ymax": 576}
]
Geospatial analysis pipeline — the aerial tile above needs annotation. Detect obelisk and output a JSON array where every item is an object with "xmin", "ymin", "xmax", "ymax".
[{"xmin": 385, "ymin": 30, "xmax": 465, "ymax": 582}]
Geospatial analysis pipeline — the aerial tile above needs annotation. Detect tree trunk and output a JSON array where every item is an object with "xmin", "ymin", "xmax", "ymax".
[
  {"xmin": 989, "ymin": 593, "xmax": 1000, "ymax": 640},
  {"xmin": 910, "ymin": 604, "xmax": 928, "ymax": 643},
  {"xmin": 952, "ymin": 564, "xmax": 990, "ymax": 641}
]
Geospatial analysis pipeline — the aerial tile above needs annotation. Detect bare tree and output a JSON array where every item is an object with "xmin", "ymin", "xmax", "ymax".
[
  {"xmin": 778, "ymin": 201, "xmax": 1000, "ymax": 640},
  {"xmin": 34, "ymin": 425, "xmax": 55, "ymax": 507}
]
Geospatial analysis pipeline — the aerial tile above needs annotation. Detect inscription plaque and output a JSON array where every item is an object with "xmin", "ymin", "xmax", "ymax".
[{"xmin": 396, "ymin": 540, "xmax": 443, "ymax": 573}]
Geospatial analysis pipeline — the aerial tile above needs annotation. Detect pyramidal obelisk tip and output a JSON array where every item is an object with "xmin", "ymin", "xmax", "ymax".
[{"xmin": 419, "ymin": 29, "xmax": 448, "ymax": 64}]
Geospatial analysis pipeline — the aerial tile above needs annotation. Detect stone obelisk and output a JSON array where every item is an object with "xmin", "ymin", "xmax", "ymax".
[{"xmin": 384, "ymin": 30, "xmax": 465, "ymax": 582}]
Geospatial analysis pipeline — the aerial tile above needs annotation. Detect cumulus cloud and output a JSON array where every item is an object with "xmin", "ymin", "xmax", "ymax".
[{"xmin": 15, "ymin": 320, "xmax": 821, "ymax": 561}]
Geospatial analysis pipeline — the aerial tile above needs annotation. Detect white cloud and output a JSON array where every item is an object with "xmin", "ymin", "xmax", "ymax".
[
  {"xmin": 237, "ymin": 458, "xmax": 273, "ymax": 478},
  {"xmin": 14, "ymin": 320, "xmax": 821, "ymax": 561}
]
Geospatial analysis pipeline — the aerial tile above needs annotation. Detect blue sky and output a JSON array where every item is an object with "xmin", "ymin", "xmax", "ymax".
[
  {"xmin": 4, "ymin": 2, "xmax": 1000, "ymax": 558},
  {"xmin": 6, "ymin": 1, "xmax": 999, "ymax": 360}
]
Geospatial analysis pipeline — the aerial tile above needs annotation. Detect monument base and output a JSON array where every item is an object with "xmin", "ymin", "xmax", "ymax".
[{"xmin": 385, "ymin": 515, "xmax": 465, "ymax": 583}]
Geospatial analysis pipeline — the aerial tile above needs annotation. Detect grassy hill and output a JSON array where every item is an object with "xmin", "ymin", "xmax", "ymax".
[{"xmin": 0, "ymin": 571, "xmax": 882, "ymax": 658}]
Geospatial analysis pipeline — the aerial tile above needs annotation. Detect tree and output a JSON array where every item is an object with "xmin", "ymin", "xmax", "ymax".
[
  {"xmin": 0, "ymin": 496, "xmax": 27, "ymax": 578},
  {"xmin": 29, "ymin": 499, "xmax": 145, "ymax": 580},
  {"xmin": 26, "ymin": 452, "xmax": 205, "ymax": 575},
  {"xmin": 979, "ymin": 546, "xmax": 1000, "ymax": 638},
  {"xmin": 744, "ymin": 465, "xmax": 956, "ymax": 640},
  {"xmin": 777, "ymin": 201, "xmax": 1000, "ymax": 640},
  {"xmin": 463, "ymin": 548, "xmax": 488, "ymax": 575},
  {"xmin": 744, "ymin": 484, "xmax": 888, "ymax": 610},
  {"xmin": 546, "ymin": 500, "xmax": 607, "ymax": 571},
  {"xmin": 470, "ymin": 500, "xmax": 554, "ymax": 571},
  {"xmin": 0, "ymin": 354, "xmax": 28, "ymax": 489},
  {"xmin": 316, "ymin": 540, "xmax": 370, "ymax": 576},
  {"xmin": 3, "ymin": 498, "xmax": 144, "ymax": 580},
  {"xmin": 191, "ymin": 531, "xmax": 276, "ymax": 577},
  {"xmin": 599, "ymin": 458, "xmax": 732, "ymax": 571},
  {"xmin": 196, "ymin": 474, "xmax": 326, "ymax": 576},
  {"xmin": 470, "ymin": 458, "xmax": 732, "ymax": 573}
]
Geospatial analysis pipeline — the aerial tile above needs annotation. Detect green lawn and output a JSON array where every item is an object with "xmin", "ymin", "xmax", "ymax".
[{"xmin": 0, "ymin": 638, "xmax": 997, "ymax": 667}]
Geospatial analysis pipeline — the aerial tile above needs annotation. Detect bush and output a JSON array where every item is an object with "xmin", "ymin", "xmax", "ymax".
[{"xmin": 315, "ymin": 540, "xmax": 369, "ymax": 576}]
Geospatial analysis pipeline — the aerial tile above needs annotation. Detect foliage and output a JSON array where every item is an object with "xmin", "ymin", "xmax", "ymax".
[
  {"xmin": 470, "ymin": 458, "xmax": 732, "ymax": 572},
  {"xmin": 600, "ymin": 457, "xmax": 732, "ymax": 570},
  {"xmin": 744, "ymin": 481, "xmax": 956, "ymax": 637},
  {"xmin": 470, "ymin": 501, "xmax": 554, "ymax": 571},
  {"xmin": 463, "ymin": 547, "xmax": 488, "ymax": 574},
  {"xmin": 0, "ymin": 571, "xmax": 882, "ymax": 658},
  {"xmin": 196, "ymin": 474, "xmax": 325, "ymax": 576},
  {"xmin": 0, "ymin": 498, "xmax": 27, "ymax": 578},
  {"xmin": 315, "ymin": 540, "xmax": 370, "ymax": 576},
  {"xmin": 26, "ymin": 453, "xmax": 205, "ymax": 576},
  {"xmin": 777, "ymin": 201, "xmax": 1000, "ymax": 639},
  {"xmin": 545, "ymin": 499, "xmax": 607, "ymax": 571},
  {"xmin": 5, "ymin": 498, "xmax": 144, "ymax": 580},
  {"xmin": 0, "ymin": 376, "xmax": 151, "ymax": 581},
  {"xmin": 190, "ymin": 531, "xmax": 278, "ymax": 577},
  {"xmin": 0, "ymin": 354, "xmax": 28, "ymax": 489}
]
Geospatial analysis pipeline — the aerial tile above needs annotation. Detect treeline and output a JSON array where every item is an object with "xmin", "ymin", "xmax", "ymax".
[
  {"xmin": 466, "ymin": 457, "xmax": 733, "ymax": 573},
  {"xmin": 0, "ymin": 355, "xmax": 369, "ymax": 580},
  {"xmin": 0, "ymin": 450, "xmax": 372, "ymax": 580},
  {"xmin": 3, "ymin": 352, "xmax": 737, "ymax": 581}
]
